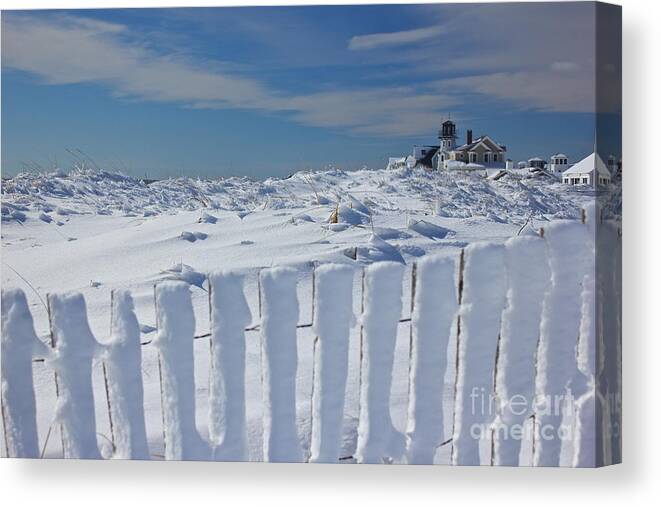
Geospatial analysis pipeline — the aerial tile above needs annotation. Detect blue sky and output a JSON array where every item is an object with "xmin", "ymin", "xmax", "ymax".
[{"xmin": 1, "ymin": 3, "xmax": 620, "ymax": 179}]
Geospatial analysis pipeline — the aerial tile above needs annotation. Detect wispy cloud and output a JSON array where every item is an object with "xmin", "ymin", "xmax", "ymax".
[
  {"xmin": 348, "ymin": 25, "xmax": 444, "ymax": 51},
  {"xmin": 2, "ymin": 14, "xmax": 274, "ymax": 109},
  {"xmin": 2, "ymin": 2, "xmax": 612, "ymax": 142},
  {"xmin": 437, "ymin": 70, "xmax": 595, "ymax": 113},
  {"xmin": 2, "ymin": 13, "xmax": 458, "ymax": 137},
  {"xmin": 343, "ymin": 2, "xmax": 607, "ymax": 114}
]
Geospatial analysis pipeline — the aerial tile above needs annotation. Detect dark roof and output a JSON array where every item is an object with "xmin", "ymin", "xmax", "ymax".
[{"xmin": 416, "ymin": 146, "xmax": 440, "ymax": 168}]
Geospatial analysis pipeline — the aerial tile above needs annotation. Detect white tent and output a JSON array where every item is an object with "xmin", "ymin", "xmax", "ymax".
[{"xmin": 562, "ymin": 152, "xmax": 611, "ymax": 186}]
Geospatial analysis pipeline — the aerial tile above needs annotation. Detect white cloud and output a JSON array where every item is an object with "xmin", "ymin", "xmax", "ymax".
[
  {"xmin": 283, "ymin": 88, "xmax": 457, "ymax": 136},
  {"xmin": 3, "ymin": 5, "xmax": 612, "ymax": 139},
  {"xmin": 551, "ymin": 61, "xmax": 581, "ymax": 73},
  {"xmin": 348, "ymin": 25, "xmax": 444, "ymax": 51},
  {"xmin": 438, "ymin": 70, "xmax": 596, "ymax": 113},
  {"xmin": 2, "ymin": 14, "xmax": 458, "ymax": 138},
  {"xmin": 2, "ymin": 14, "xmax": 273, "ymax": 108}
]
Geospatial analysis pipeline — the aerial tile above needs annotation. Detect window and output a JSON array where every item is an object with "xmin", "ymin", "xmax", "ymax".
[
  {"xmin": 493, "ymin": 153, "xmax": 498, "ymax": 162},
  {"xmin": 484, "ymin": 152, "xmax": 490, "ymax": 163},
  {"xmin": 582, "ymin": 177, "xmax": 588, "ymax": 184},
  {"xmin": 469, "ymin": 152, "xmax": 476, "ymax": 163}
]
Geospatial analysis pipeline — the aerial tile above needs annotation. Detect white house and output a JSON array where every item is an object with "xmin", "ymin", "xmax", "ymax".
[
  {"xmin": 386, "ymin": 157, "xmax": 406, "ymax": 170},
  {"xmin": 402, "ymin": 120, "xmax": 507, "ymax": 171},
  {"xmin": 549, "ymin": 153, "xmax": 569, "ymax": 175},
  {"xmin": 562, "ymin": 152, "xmax": 612, "ymax": 186},
  {"xmin": 527, "ymin": 157, "xmax": 546, "ymax": 169},
  {"xmin": 437, "ymin": 123, "xmax": 507, "ymax": 170}
]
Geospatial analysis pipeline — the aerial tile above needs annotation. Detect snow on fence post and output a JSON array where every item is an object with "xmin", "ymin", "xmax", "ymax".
[
  {"xmin": 572, "ymin": 269, "xmax": 596, "ymax": 467},
  {"xmin": 449, "ymin": 249, "xmax": 465, "ymax": 461},
  {"xmin": 595, "ymin": 218, "xmax": 622, "ymax": 465},
  {"xmin": 47, "ymin": 292, "xmax": 102, "ymax": 459},
  {"xmin": 405, "ymin": 255, "xmax": 457, "ymax": 464},
  {"xmin": 309, "ymin": 264, "xmax": 354, "ymax": 463},
  {"xmin": 259, "ymin": 267, "xmax": 303, "ymax": 462},
  {"xmin": 355, "ymin": 262, "xmax": 406, "ymax": 464},
  {"xmin": 533, "ymin": 219, "xmax": 591, "ymax": 467},
  {"xmin": 102, "ymin": 289, "xmax": 150, "ymax": 460},
  {"xmin": 153, "ymin": 282, "xmax": 210, "ymax": 460},
  {"xmin": 492, "ymin": 235, "xmax": 551, "ymax": 466},
  {"xmin": 1, "ymin": 289, "xmax": 43, "ymax": 458},
  {"xmin": 207, "ymin": 271, "xmax": 252, "ymax": 461},
  {"xmin": 451, "ymin": 242, "xmax": 507, "ymax": 466},
  {"xmin": 610, "ymin": 223, "xmax": 623, "ymax": 463}
]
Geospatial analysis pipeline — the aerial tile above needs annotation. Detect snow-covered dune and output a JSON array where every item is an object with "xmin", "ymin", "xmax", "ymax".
[{"xmin": 1, "ymin": 166, "xmax": 597, "ymax": 463}]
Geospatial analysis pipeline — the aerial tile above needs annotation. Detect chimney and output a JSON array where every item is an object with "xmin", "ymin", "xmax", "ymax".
[{"xmin": 466, "ymin": 129, "xmax": 473, "ymax": 145}]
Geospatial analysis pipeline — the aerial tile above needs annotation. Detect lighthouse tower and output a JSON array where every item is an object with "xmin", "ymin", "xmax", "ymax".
[{"xmin": 439, "ymin": 120, "xmax": 457, "ymax": 152}]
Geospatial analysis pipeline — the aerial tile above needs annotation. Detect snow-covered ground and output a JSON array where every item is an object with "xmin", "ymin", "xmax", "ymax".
[{"xmin": 1, "ymin": 166, "xmax": 594, "ymax": 462}]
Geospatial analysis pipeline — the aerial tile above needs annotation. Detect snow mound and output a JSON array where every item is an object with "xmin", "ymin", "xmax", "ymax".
[
  {"xmin": 290, "ymin": 213, "xmax": 315, "ymax": 225},
  {"xmin": 346, "ymin": 234, "xmax": 405, "ymax": 264},
  {"xmin": 330, "ymin": 205, "xmax": 370, "ymax": 226},
  {"xmin": 407, "ymin": 218, "xmax": 453, "ymax": 240},
  {"xmin": 159, "ymin": 263, "xmax": 206, "ymax": 289},
  {"xmin": 198, "ymin": 212, "xmax": 218, "ymax": 224},
  {"xmin": 1, "ymin": 165, "xmax": 596, "ymax": 225},
  {"xmin": 372, "ymin": 226, "xmax": 412, "ymax": 240},
  {"xmin": 180, "ymin": 231, "xmax": 208, "ymax": 242}
]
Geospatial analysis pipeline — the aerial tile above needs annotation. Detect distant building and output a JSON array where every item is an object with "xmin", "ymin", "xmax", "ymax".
[
  {"xmin": 527, "ymin": 157, "xmax": 546, "ymax": 170},
  {"xmin": 409, "ymin": 145, "xmax": 441, "ymax": 170},
  {"xmin": 562, "ymin": 152, "xmax": 612, "ymax": 186},
  {"xmin": 436, "ymin": 121, "xmax": 507, "ymax": 170},
  {"xmin": 404, "ymin": 119, "xmax": 508, "ymax": 171},
  {"xmin": 386, "ymin": 157, "xmax": 407, "ymax": 170},
  {"xmin": 549, "ymin": 153, "xmax": 569, "ymax": 175}
]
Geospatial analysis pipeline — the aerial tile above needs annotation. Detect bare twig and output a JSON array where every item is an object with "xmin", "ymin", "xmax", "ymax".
[{"xmin": 2, "ymin": 262, "xmax": 47, "ymax": 310}]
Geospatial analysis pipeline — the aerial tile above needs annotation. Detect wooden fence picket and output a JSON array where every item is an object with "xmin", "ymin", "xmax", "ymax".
[
  {"xmin": 47, "ymin": 292, "xmax": 102, "ymax": 459},
  {"xmin": 0, "ymin": 289, "xmax": 41, "ymax": 458},
  {"xmin": 154, "ymin": 282, "xmax": 210, "ymax": 460},
  {"xmin": 103, "ymin": 289, "xmax": 150, "ymax": 459},
  {"xmin": 2, "ymin": 215, "xmax": 619, "ymax": 465}
]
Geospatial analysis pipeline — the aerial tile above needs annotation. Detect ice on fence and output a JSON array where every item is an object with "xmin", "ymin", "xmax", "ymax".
[
  {"xmin": 452, "ymin": 242, "xmax": 507, "ymax": 466},
  {"xmin": 259, "ymin": 267, "xmax": 303, "ymax": 462},
  {"xmin": 596, "ymin": 219, "xmax": 622, "ymax": 465},
  {"xmin": 355, "ymin": 262, "xmax": 406, "ymax": 464},
  {"xmin": 534, "ymin": 220, "xmax": 592, "ymax": 467},
  {"xmin": 405, "ymin": 255, "xmax": 457, "ymax": 464},
  {"xmin": 154, "ymin": 282, "xmax": 211, "ymax": 460},
  {"xmin": 1, "ymin": 289, "xmax": 42, "ymax": 458},
  {"xmin": 103, "ymin": 290, "xmax": 150, "ymax": 460},
  {"xmin": 573, "ymin": 271, "xmax": 596, "ymax": 467},
  {"xmin": 48, "ymin": 292, "xmax": 102, "ymax": 459},
  {"xmin": 208, "ymin": 271, "xmax": 252, "ymax": 461},
  {"xmin": 309, "ymin": 264, "xmax": 355, "ymax": 463},
  {"xmin": 492, "ymin": 235, "xmax": 551, "ymax": 466}
]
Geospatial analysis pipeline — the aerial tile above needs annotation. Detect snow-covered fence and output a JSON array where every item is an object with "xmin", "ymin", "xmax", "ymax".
[
  {"xmin": 47, "ymin": 292, "xmax": 102, "ymax": 459},
  {"xmin": 103, "ymin": 290, "xmax": 150, "ymax": 460},
  {"xmin": 1, "ymin": 214, "xmax": 621, "ymax": 465}
]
